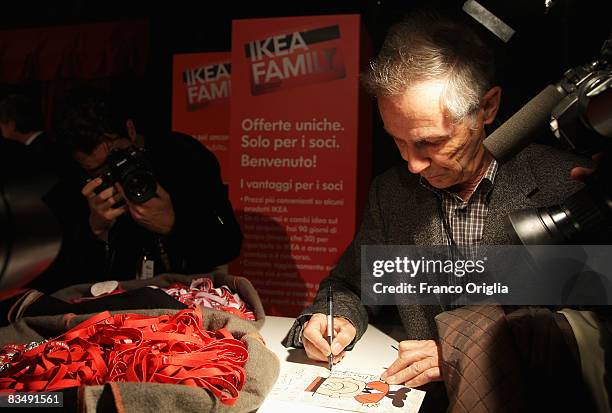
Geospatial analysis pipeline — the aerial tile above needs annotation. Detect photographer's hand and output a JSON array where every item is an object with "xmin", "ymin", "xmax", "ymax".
[
  {"xmin": 82, "ymin": 178, "xmax": 127, "ymax": 241},
  {"xmin": 119, "ymin": 184, "xmax": 175, "ymax": 235},
  {"xmin": 570, "ymin": 152, "xmax": 604, "ymax": 182}
]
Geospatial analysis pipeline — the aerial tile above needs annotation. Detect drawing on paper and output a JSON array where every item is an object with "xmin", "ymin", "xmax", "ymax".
[
  {"xmin": 265, "ymin": 363, "xmax": 426, "ymax": 413},
  {"xmin": 305, "ymin": 375, "xmax": 413, "ymax": 407}
]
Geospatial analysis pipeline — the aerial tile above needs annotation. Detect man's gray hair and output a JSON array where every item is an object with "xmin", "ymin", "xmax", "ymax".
[{"xmin": 362, "ymin": 12, "xmax": 495, "ymax": 122}]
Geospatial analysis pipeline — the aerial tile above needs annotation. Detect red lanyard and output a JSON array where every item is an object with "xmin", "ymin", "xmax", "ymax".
[
  {"xmin": 162, "ymin": 278, "xmax": 256, "ymax": 320},
  {"xmin": 0, "ymin": 307, "xmax": 248, "ymax": 405}
]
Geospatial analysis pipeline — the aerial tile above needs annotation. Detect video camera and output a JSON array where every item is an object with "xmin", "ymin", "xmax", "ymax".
[
  {"xmin": 463, "ymin": 0, "xmax": 611, "ymax": 245},
  {"xmin": 485, "ymin": 33, "xmax": 612, "ymax": 244},
  {"xmin": 0, "ymin": 140, "xmax": 61, "ymax": 298},
  {"xmin": 94, "ymin": 146, "xmax": 157, "ymax": 205}
]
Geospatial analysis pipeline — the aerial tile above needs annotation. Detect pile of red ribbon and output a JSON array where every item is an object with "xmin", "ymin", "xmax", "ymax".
[{"xmin": 0, "ymin": 307, "xmax": 248, "ymax": 405}]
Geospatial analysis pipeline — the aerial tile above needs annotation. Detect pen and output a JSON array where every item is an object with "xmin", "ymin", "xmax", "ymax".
[
  {"xmin": 383, "ymin": 345, "xmax": 399, "ymax": 371},
  {"xmin": 327, "ymin": 285, "xmax": 333, "ymax": 371}
]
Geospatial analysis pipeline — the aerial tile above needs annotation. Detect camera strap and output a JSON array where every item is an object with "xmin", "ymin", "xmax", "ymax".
[
  {"xmin": 103, "ymin": 231, "xmax": 118, "ymax": 279},
  {"xmin": 155, "ymin": 236, "xmax": 171, "ymax": 273}
]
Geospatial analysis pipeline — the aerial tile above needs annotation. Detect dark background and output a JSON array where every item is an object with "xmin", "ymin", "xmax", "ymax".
[{"xmin": 1, "ymin": 0, "xmax": 610, "ymax": 175}]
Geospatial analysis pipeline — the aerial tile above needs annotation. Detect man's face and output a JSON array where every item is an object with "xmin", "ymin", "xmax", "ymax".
[
  {"xmin": 73, "ymin": 135, "xmax": 132, "ymax": 176},
  {"xmin": 378, "ymin": 81, "xmax": 490, "ymax": 190}
]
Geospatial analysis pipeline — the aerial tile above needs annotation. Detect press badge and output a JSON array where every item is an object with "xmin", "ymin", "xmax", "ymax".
[{"xmin": 138, "ymin": 255, "xmax": 155, "ymax": 280}]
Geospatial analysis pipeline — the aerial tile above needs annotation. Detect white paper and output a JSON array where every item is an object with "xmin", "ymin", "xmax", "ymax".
[{"xmin": 265, "ymin": 363, "xmax": 426, "ymax": 413}]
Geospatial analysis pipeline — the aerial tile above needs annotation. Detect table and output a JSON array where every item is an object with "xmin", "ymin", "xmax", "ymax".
[{"xmin": 257, "ymin": 316, "xmax": 402, "ymax": 412}]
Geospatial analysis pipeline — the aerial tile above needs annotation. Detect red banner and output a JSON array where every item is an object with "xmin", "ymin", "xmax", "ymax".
[
  {"xmin": 229, "ymin": 15, "xmax": 369, "ymax": 316},
  {"xmin": 172, "ymin": 52, "xmax": 231, "ymax": 180}
]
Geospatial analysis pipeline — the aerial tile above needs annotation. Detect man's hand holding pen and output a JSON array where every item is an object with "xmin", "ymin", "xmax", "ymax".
[{"xmin": 301, "ymin": 313, "xmax": 356, "ymax": 365}]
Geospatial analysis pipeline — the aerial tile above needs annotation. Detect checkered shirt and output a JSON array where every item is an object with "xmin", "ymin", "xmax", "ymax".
[{"xmin": 420, "ymin": 159, "xmax": 499, "ymax": 247}]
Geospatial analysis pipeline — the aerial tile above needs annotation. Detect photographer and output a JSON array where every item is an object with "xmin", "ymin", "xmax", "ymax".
[{"xmin": 29, "ymin": 88, "xmax": 242, "ymax": 292}]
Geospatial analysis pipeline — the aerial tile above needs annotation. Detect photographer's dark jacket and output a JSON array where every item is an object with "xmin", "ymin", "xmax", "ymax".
[{"xmin": 30, "ymin": 132, "xmax": 242, "ymax": 292}]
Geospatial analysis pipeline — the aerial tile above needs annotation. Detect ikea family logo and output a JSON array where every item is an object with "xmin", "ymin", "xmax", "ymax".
[
  {"xmin": 182, "ymin": 61, "xmax": 231, "ymax": 111},
  {"xmin": 244, "ymin": 24, "xmax": 346, "ymax": 95}
]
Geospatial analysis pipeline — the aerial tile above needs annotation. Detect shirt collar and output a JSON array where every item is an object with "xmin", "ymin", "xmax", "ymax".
[{"xmin": 419, "ymin": 158, "xmax": 499, "ymax": 203}]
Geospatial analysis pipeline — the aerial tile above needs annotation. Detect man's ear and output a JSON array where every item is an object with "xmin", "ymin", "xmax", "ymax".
[
  {"xmin": 126, "ymin": 119, "xmax": 137, "ymax": 142},
  {"xmin": 481, "ymin": 86, "xmax": 502, "ymax": 125}
]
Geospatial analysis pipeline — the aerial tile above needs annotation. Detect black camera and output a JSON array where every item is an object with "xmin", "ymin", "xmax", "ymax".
[
  {"xmin": 507, "ymin": 34, "xmax": 612, "ymax": 244},
  {"xmin": 94, "ymin": 146, "xmax": 157, "ymax": 204}
]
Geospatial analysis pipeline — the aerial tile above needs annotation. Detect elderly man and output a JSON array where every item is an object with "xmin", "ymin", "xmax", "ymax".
[{"xmin": 283, "ymin": 11, "xmax": 589, "ymax": 394}]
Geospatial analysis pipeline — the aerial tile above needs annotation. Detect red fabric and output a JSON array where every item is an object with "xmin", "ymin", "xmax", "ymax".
[
  {"xmin": 0, "ymin": 307, "xmax": 248, "ymax": 405},
  {"xmin": 0, "ymin": 21, "xmax": 148, "ymax": 83}
]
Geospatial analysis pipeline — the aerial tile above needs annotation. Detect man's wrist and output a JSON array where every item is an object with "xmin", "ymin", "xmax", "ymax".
[
  {"xmin": 90, "ymin": 223, "xmax": 110, "ymax": 241},
  {"xmin": 154, "ymin": 221, "xmax": 174, "ymax": 236},
  {"xmin": 89, "ymin": 214, "xmax": 112, "ymax": 241},
  {"xmin": 295, "ymin": 313, "xmax": 314, "ymax": 347},
  {"xmin": 93, "ymin": 229, "xmax": 109, "ymax": 241},
  {"xmin": 336, "ymin": 315, "xmax": 355, "ymax": 329}
]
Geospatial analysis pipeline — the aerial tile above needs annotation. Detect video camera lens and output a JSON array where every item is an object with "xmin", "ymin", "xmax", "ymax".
[
  {"xmin": 504, "ymin": 31, "xmax": 612, "ymax": 246},
  {"xmin": 508, "ymin": 170, "xmax": 612, "ymax": 244}
]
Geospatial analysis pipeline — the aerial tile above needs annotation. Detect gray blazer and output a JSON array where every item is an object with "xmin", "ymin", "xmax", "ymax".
[{"xmin": 283, "ymin": 144, "xmax": 589, "ymax": 347}]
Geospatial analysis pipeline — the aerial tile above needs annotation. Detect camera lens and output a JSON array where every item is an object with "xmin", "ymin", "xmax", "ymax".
[
  {"xmin": 122, "ymin": 170, "xmax": 156, "ymax": 203},
  {"xmin": 507, "ymin": 180, "xmax": 611, "ymax": 244},
  {"xmin": 106, "ymin": 146, "xmax": 157, "ymax": 204}
]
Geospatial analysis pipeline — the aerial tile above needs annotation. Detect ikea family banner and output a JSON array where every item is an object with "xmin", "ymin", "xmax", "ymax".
[
  {"xmin": 229, "ymin": 15, "xmax": 370, "ymax": 316},
  {"xmin": 172, "ymin": 52, "xmax": 231, "ymax": 180}
]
